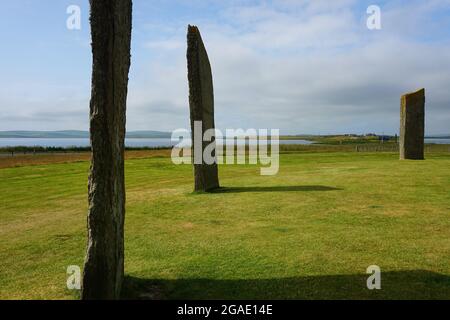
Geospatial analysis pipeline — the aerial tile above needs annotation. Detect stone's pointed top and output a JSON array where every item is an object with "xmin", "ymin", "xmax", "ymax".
[
  {"xmin": 187, "ymin": 25, "xmax": 204, "ymax": 48},
  {"xmin": 188, "ymin": 25, "xmax": 199, "ymax": 34},
  {"xmin": 402, "ymin": 88, "xmax": 425, "ymax": 97}
]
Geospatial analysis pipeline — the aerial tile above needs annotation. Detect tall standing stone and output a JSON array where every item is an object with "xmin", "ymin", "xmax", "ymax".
[
  {"xmin": 400, "ymin": 88, "xmax": 425, "ymax": 160},
  {"xmin": 82, "ymin": 0, "xmax": 132, "ymax": 300},
  {"xmin": 187, "ymin": 25, "xmax": 220, "ymax": 191}
]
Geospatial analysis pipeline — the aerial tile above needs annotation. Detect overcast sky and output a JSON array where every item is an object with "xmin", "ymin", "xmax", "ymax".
[{"xmin": 0, "ymin": 0, "xmax": 449, "ymax": 135}]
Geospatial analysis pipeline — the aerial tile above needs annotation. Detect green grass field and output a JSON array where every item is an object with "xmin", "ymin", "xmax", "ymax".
[{"xmin": 1, "ymin": 151, "xmax": 450, "ymax": 299}]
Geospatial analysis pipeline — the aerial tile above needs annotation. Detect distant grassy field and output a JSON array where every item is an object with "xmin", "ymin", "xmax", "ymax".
[{"xmin": 0, "ymin": 150, "xmax": 449, "ymax": 299}]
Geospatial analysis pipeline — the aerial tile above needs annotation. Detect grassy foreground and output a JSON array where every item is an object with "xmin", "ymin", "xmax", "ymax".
[{"xmin": 0, "ymin": 151, "xmax": 449, "ymax": 299}]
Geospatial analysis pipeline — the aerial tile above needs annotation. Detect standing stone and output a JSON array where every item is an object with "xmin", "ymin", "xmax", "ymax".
[
  {"xmin": 187, "ymin": 25, "xmax": 220, "ymax": 191},
  {"xmin": 400, "ymin": 88, "xmax": 425, "ymax": 160},
  {"xmin": 82, "ymin": 0, "xmax": 132, "ymax": 300}
]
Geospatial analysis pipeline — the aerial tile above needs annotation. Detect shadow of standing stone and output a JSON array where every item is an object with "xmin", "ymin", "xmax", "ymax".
[
  {"xmin": 122, "ymin": 270, "xmax": 450, "ymax": 300},
  {"xmin": 187, "ymin": 25, "xmax": 220, "ymax": 192},
  {"xmin": 400, "ymin": 88, "xmax": 425, "ymax": 160}
]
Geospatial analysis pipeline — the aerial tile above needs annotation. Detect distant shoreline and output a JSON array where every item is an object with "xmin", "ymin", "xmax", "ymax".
[
  {"xmin": 0, "ymin": 130, "xmax": 171, "ymax": 139},
  {"xmin": 1, "ymin": 131, "xmax": 449, "ymax": 140}
]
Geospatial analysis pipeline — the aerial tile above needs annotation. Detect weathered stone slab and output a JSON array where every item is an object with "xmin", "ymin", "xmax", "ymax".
[
  {"xmin": 400, "ymin": 88, "xmax": 425, "ymax": 160},
  {"xmin": 187, "ymin": 25, "xmax": 220, "ymax": 191},
  {"xmin": 82, "ymin": 0, "xmax": 132, "ymax": 300}
]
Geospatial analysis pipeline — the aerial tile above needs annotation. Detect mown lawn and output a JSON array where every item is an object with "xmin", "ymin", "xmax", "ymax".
[{"xmin": 0, "ymin": 152, "xmax": 449, "ymax": 299}]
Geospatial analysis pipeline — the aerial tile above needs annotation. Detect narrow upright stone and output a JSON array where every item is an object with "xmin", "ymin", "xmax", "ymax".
[
  {"xmin": 400, "ymin": 88, "xmax": 425, "ymax": 160},
  {"xmin": 82, "ymin": 0, "xmax": 132, "ymax": 300},
  {"xmin": 187, "ymin": 25, "xmax": 220, "ymax": 191}
]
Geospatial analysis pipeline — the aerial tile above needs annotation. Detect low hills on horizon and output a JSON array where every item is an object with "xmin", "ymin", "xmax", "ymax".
[
  {"xmin": 0, "ymin": 130, "xmax": 449, "ymax": 139},
  {"xmin": 0, "ymin": 130, "xmax": 172, "ymax": 139}
]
